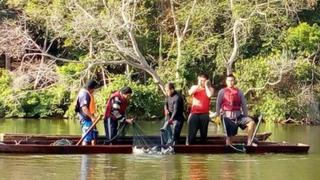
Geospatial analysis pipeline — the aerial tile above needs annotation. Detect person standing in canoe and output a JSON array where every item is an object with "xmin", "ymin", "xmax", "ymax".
[
  {"xmin": 161, "ymin": 82, "xmax": 185, "ymax": 145},
  {"xmin": 75, "ymin": 80, "xmax": 99, "ymax": 146},
  {"xmin": 216, "ymin": 74, "xmax": 256, "ymax": 146},
  {"xmin": 104, "ymin": 86, "xmax": 134, "ymax": 144},
  {"xmin": 187, "ymin": 73, "xmax": 214, "ymax": 145}
]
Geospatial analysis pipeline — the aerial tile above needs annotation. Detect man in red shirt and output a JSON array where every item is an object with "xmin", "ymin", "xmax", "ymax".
[
  {"xmin": 187, "ymin": 73, "xmax": 214, "ymax": 145},
  {"xmin": 216, "ymin": 74, "xmax": 256, "ymax": 146}
]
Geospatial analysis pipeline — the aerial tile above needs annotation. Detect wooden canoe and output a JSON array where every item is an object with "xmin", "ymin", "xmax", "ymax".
[
  {"xmin": 0, "ymin": 132, "xmax": 310, "ymax": 154},
  {"xmin": 0, "ymin": 141, "xmax": 309, "ymax": 154},
  {"xmin": 174, "ymin": 142, "xmax": 310, "ymax": 154},
  {"xmin": 0, "ymin": 132, "xmax": 272, "ymax": 145}
]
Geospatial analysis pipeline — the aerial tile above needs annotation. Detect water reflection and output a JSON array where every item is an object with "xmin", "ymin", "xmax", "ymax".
[
  {"xmin": 159, "ymin": 155, "xmax": 183, "ymax": 179},
  {"xmin": 81, "ymin": 155, "xmax": 93, "ymax": 180},
  {"xmin": 0, "ymin": 119, "xmax": 320, "ymax": 179},
  {"xmin": 188, "ymin": 155, "xmax": 209, "ymax": 180}
]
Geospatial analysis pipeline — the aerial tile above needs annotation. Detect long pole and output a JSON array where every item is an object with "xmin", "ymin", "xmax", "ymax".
[
  {"xmin": 249, "ymin": 114, "xmax": 263, "ymax": 146},
  {"xmin": 76, "ymin": 117, "xmax": 101, "ymax": 146},
  {"xmin": 222, "ymin": 115, "xmax": 245, "ymax": 153}
]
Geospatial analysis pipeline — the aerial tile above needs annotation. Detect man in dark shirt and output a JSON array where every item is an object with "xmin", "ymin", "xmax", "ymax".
[{"xmin": 161, "ymin": 82, "xmax": 185, "ymax": 145}]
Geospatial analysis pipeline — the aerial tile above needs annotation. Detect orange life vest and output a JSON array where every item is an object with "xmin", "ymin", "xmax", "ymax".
[{"xmin": 81, "ymin": 88, "xmax": 96, "ymax": 114}]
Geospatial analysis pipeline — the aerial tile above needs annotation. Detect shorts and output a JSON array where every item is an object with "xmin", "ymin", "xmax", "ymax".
[
  {"xmin": 80, "ymin": 119, "xmax": 98, "ymax": 143},
  {"xmin": 223, "ymin": 115, "xmax": 251, "ymax": 137}
]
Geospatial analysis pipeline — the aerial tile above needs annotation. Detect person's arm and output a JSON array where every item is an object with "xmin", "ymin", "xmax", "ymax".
[
  {"xmin": 111, "ymin": 97, "xmax": 134, "ymax": 124},
  {"xmin": 188, "ymin": 85, "xmax": 198, "ymax": 96},
  {"xmin": 79, "ymin": 92, "xmax": 96, "ymax": 122},
  {"xmin": 164, "ymin": 97, "xmax": 169, "ymax": 117},
  {"xmin": 111, "ymin": 96, "xmax": 125, "ymax": 120},
  {"xmin": 170, "ymin": 95, "xmax": 182, "ymax": 121},
  {"xmin": 215, "ymin": 89, "xmax": 224, "ymax": 116},
  {"xmin": 205, "ymin": 80, "xmax": 214, "ymax": 97},
  {"xmin": 239, "ymin": 90, "xmax": 248, "ymax": 116},
  {"xmin": 81, "ymin": 106, "xmax": 96, "ymax": 122}
]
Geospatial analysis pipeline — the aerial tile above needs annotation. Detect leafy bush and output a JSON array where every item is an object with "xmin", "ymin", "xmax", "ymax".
[
  {"xmin": 0, "ymin": 70, "xmax": 70, "ymax": 118},
  {"xmin": 286, "ymin": 23, "xmax": 320, "ymax": 55},
  {"xmin": 57, "ymin": 63, "xmax": 85, "ymax": 83},
  {"xmin": 95, "ymin": 75, "xmax": 163, "ymax": 119},
  {"xmin": 294, "ymin": 57, "xmax": 314, "ymax": 83},
  {"xmin": 251, "ymin": 92, "xmax": 296, "ymax": 122}
]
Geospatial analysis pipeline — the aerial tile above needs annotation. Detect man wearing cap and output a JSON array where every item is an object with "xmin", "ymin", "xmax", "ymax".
[
  {"xmin": 75, "ymin": 80, "xmax": 99, "ymax": 146},
  {"xmin": 104, "ymin": 86, "xmax": 134, "ymax": 144}
]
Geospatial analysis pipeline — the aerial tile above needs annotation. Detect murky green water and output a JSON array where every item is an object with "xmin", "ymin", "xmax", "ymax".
[{"xmin": 0, "ymin": 118, "xmax": 319, "ymax": 180}]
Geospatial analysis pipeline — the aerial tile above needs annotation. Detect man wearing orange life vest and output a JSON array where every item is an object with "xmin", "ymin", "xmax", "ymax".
[
  {"xmin": 75, "ymin": 80, "xmax": 99, "ymax": 146},
  {"xmin": 216, "ymin": 74, "xmax": 256, "ymax": 146},
  {"xmin": 187, "ymin": 73, "xmax": 214, "ymax": 145}
]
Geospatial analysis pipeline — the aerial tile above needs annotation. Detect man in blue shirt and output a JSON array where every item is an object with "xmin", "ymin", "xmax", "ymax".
[{"xmin": 75, "ymin": 80, "xmax": 99, "ymax": 145}]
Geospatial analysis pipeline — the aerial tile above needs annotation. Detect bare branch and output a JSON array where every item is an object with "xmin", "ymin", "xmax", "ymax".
[{"xmin": 181, "ymin": 0, "xmax": 197, "ymax": 38}]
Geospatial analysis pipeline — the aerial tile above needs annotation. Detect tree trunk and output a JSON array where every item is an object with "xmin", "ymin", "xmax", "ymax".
[
  {"xmin": 175, "ymin": 38, "xmax": 182, "ymax": 80},
  {"xmin": 5, "ymin": 54, "xmax": 11, "ymax": 70},
  {"xmin": 125, "ymin": 64, "xmax": 132, "ymax": 82}
]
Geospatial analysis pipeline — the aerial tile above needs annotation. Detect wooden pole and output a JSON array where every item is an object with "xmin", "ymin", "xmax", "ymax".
[
  {"xmin": 76, "ymin": 117, "xmax": 101, "ymax": 146},
  {"xmin": 249, "ymin": 114, "xmax": 263, "ymax": 146}
]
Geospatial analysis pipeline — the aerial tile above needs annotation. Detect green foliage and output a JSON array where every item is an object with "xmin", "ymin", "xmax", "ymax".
[
  {"xmin": 57, "ymin": 63, "xmax": 85, "ymax": 82},
  {"xmin": 286, "ymin": 23, "xmax": 320, "ymax": 55},
  {"xmin": 294, "ymin": 57, "xmax": 314, "ymax": 83},
  {"xmin": 234, "ymin": 52, "xmax": 316, "ymax": 122},
  {"xmin": 0, "ymin": 70, "xmax": 70, "ymax": 118},
  {"xmin": 234, "ymin": 53, "xmax": 284, "ymax": 95},
  {"xmin": 2, "ymin": 0, "xmax": 320, "ymax": 123},
  {"xmin": 95, "ymin": 75, "xmax": 163, "ymax": 118},
  {"xmin": 251, "ymin": 92, "xmax": 294, "ymax": 122},
  {"xmin": 0, "ymin": 70, "xmax": 11, "ymax": 118},
  {"xmin": 15, "ymin": 84, "xmax": 69, "ymax": 118}
]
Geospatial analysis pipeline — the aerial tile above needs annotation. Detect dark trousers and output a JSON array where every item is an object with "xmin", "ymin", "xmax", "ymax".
[
  {"xmin": 173, "ymin": 120, "xmax": 184, "ymax": 143},
  {"xmin": 104, "ymin": 117, "xmax": 118, "ymax": 143},
  {"xmin": 187, "ymin": 113, "xmax": 210, "ymax": 144},
  {"xmin": 161, "ymin": 119, "xmax": 184, "ymax": 146}
]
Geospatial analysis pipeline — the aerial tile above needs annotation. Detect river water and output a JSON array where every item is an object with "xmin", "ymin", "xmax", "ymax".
[{"xmin": 0, "ymin": 118, "xmax": 319, "ymax": 180}]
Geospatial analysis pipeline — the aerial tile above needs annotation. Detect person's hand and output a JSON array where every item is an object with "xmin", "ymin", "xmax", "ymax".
[
  {"xmin": 209, "ymin": 111, "xmax": 217, "ymax": 118},
  {"xmin": 91, "ymin": 116, "xmax": 97, "ymax": 122},
  {"xmin": 164, "ymin": 109, "xmax": 169, "ymax": 116},
  {"xmin": 191, "ymin": 85, "xmax": 198, "ymax": 92},
  {"xmin": 125, "ymin": 118, "xmax": 134, "ymax": 124},
  {"xmin": 198, "ymin": 79, "xmax": 201, "ymax": 86},
  {"xmin": 205, "ymin": 80, "xmax": 211, "ymax": 87},
  {"xmin": 168, "ymin": 119, "xmax": 173, "ymax": 125}
]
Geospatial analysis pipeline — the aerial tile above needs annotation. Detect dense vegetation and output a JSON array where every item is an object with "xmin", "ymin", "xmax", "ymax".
[{"xmin": 0, "ymin": 0, "xmax": 319, "ymax": 124}]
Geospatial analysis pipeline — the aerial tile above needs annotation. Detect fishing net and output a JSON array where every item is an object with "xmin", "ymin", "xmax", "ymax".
[
  {"xmin": 132, "ymin": 121, "xmax": 174, "ymax": 155},
  {"xmin": 132, "ymin": 122, "xmax": 155, "ymax": 147},
  {"xmin": 103, "ymin": 122, "xmax": 128, "ymax": 144},
  {"xmin": 51, "ymin": 139, "xmax": 73, "ymax": 146},
  {"xmin": 160, "ymin": 120, "xmax": 174, "ymax": 146}
]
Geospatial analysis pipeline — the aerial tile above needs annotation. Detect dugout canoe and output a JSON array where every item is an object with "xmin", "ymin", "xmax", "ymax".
[
  {"xmin": 0, "ymin": 132, "xmax": 272, "ymax": 145},
  {"xmin": 0, "ymin": 141, "xmax": 309, "ymax": 154}
]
